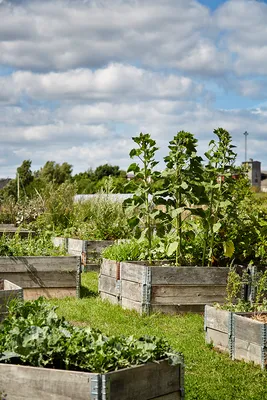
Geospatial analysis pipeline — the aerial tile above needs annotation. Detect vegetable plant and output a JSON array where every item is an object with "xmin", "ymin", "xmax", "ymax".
[
  {"xmin": 160, "ymin": 131, "xmax": 204, "ymax": 265},
  {"xmin": 0, "ymin": 298, "xmax": 182, "ymax": 373},
  {"xmin": 124, "ymin": 133, "xmax": 161, "ymax": 265}
]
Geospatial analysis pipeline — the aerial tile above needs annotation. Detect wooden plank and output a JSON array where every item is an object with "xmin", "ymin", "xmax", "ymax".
[
  {"xmin": 152, "ymin": 285, "xmax": 226, "ymax": 305},
  {"xmin": 0, "ymin": 256, "xmax": 79, "ymax": 272},
  {"xmin": 151, "ymin": 266, "xmax": 228, "ymax": 286},
  {"xmin": 121, "ymin": 280, "xmax": 142, "ymax": 302},
  {"xmin": 234, "ymin": 314, "xmax": 263, "ymax": 344},
  {"xmin": 24, "ymin": 287, "xmax": 77, "ymax": 300},
  {"xmin": 99, "ymin": 275, "xmax": 118, "ymax": 296},
  {"xmin": 83, "ymin": 263, "xmax": 100, "ymax": 272},
  {"xmin": 100, "ymin": 291, "xmax": 119, "ymax": 305},
  {"xmin": 0, "ymin": 272, "xmax": 77, "ymax": 288},
  {"xmin": 52, "ymin": 237, "xmax": 66, "ymax": 249},
  {"xmin": 233, "ymin": 337, "xmax": 263, "ymax": 366},
  {"xmin": 101, "ymin": 259, "xmax": 119, "ymax": 278},
  {"xmin": 151, "ymin": 303, "xmax": 205, "ymax": 314},
  {"xmin": 121, "ymin": 297, "xmax": 142, "ymax": 313},
  {"xmin": 205, "ymin": 306, "xmax": 230, "ymax": 333},
  {"xmin": 206, "ymin": 328, "xmax": 229, "ymax": 353},
  {"xmin": 107, "ymin": 360, "xmax": 181, "ymax": 400},
  {"xmin": 0, "ymin": 364, "xmax": 94, "ymax": 400},
  {"xmin": 121, "ymin": 262, "xmax": 145, "ymax": 283}
]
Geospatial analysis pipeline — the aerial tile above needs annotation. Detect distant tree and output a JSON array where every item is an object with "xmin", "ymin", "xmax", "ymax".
[
  {"xmin": 94, "ymin": 164, "xmax": 120, "ymax": 180},
  {"xmin": 38, "ymin": 161, "xmax": 73, "ymax": 185}
]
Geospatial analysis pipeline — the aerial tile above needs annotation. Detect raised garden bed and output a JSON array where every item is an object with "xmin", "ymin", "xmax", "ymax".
[
  {"xmin": 99, "ymin": 259, "xmax": 229, "ymax": 314},
  {"xmin": 204, "ymin": 305, "xmax": 267, "ymax": 369},
  {"xmin": 0, "ymin": 256, "xmax": 80, "ymax": 300},
  {"xmin": 0, "ymin": 225, "xmax": 35, "ymax": 238},
  {"xmin": 53, "ymin": 237, "xmax": 113, "ymax": 272},
  {"xmin": 0, "ymin": 359, "xmax": 184, "ymax": 400},
  {"xmin": 0, "ymin": 279, "xmax": 23, "ymax": 321}
]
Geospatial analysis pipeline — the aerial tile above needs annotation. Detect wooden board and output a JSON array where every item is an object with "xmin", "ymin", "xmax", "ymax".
[
  {"xmin": 233, "ymin": 338, "xmax": 263, "ymax": 366},
  {"xmin": 121, "ymin": 280, "xmax": 142, "ymax": 302},
  {"xmin": 0, "ymin": 279, "xmax": 23, "ymax": 321},
  {"xmin": 233, "ymin": 314, "xmax": 264, "ymax": 344},
  {"xmin": 152, "ymin": 285, "xmax": 226, "ymax": 305},
  {"xmin": 100, "ymin": 291, "xmax": 119, "ymax": 305},
  {"xmin": 151, "ymin": 267, "xmax": 228, "ymax": 286},
  {"xmin": 121, "ymin": 297, "xmax": 142, "ymax": 313},
  {"xmin": 86, "ymin": 240, "xmax": 114, "ymax": 254},
  {"xmin": 205, "ymin": 305, "xmax": 230, "ymax": 333},
  {"xmin": 0, "ymin": 364, "xmax": 93, "ymax": 400},
  {"xmin": 24, "ymin": 287, "xmax": 77, "ymax": 300},
  {"xmin": 121, "ymin": 262, "xmax": 145, "ymax": 283},
  {"xmin": 107, "ymin": 360, "xmax": 182, "ymax": 400},
  {"xmin": 151, "ymin": 303, "xmax": 205, "ymax": 314},
  {"xmin": 0, "ymin": 360, "xmax": 183, "ymax": 400},
  {"xmin": 0, "ymin": 257, "xmax": 80, "ymax": 298},
  {"xmin": 206, "ymin": 328, "xmax": 229, "ymax": 353},
  {"xmin": 99, "ymin": 275, "xmax": 118, "ymax": 296},
  {"xmin": 101, "ymin": 259, "xmax": 120, "ymax": 278}
]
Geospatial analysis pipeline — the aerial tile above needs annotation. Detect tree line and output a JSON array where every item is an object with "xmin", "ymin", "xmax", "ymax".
[{"xmin": 0, "ymin": 160, "xmax": 131, "ymax": 201}]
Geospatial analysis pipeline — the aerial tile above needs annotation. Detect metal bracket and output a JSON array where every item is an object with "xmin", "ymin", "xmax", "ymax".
[
  {"xmin": 91, "ymin": 375, "xmax": 101, "ymax": 400},
  {"xmin": 101, "ymin": 375, "xmax": 110, "ymax": 400},
  {"xmin": 142, "ymin": 266, "xmax": 152, "ymax": 315},
  {"xmin": 179, "ymin": 355, "xmax": 185, "ymax": 400},
  {"xmin": 230, "ymin": 312, "xmax": 235, "ymax": 360},
  {"xmin": 261, "ymin": 324, "xmax": 267, "ymax": 370},
  {"xmin": 76, "ymin": 257, "xmax": 81, "ymax": 298}
]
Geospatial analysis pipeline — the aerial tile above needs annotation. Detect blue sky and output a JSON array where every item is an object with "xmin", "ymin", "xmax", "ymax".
[{"xmin": 0, "ymin": 0, "xmax": 267, "ymax": 178}]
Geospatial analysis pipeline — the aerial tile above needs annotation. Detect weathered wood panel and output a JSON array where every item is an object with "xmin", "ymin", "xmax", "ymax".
[
  {"xmin": 151, "ymin": 304, "xmax": 205, "ymax": 314},
  {"xmin": 233, "ymin": 338, "xmax": 262, "ymax": 365},
  {"xmin": 100, "ymin": 291, "xmax": 119, "ymax": 305},
  {"xmin": 121, "ymin": 280, "xmax": 142, "ymax": 302},
  {"xmin": 101, "ymin": 259, "xmax": 120, "ymax": 278},
  {"xmin": 99, "ymin": 275, "xmax": 118, "ymax": 297},
  {"xmin": 0, "ymin": 256, "xmax": 80, "ymax": 299},
  {"xmin": 86, "ymin": 240, "xmax": 114, "ymax": 254},
  {"xmin": 121, "ymin": 297, "xmax": 142, "ymax": 313},
  {"xmin": 107, "ymin": 360, "xmax": 182, "ymax": 400},
  {"xmin": 151, "ymin": 266, "xmax": 228, "ymax": 285},
  {"xmin": 205, "ymin": 305, "xmax": 230, "ymax": 333},
  {"xmin": 121, "ymin": 262, "xmax": 145, "ymax": 283},
  {"xmin": 0, "ymin": 364, "xmax": 93, "ymax": 400},
  {"xmin": 152, "ymin": 285, "xmax": 226, "ymax": 305},
  {"xmin": 234, "ymin": 314, "xmax": 263, "ymax": 344},
  {"xmin": 24, "ymin": 287, "xmax": 77, "ymax": 300},
  {"xmin": 0, "ymin": 360, "xmax": 184, "ymax": 400},
  {"xmin": 206, "ymin": 328, "xmax": 229, "ymax": 353}
]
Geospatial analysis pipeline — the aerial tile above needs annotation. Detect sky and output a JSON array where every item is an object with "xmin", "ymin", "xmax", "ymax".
[{"xmin": 1, "ymin": 0, "xmax": 267, "ymax": 178}]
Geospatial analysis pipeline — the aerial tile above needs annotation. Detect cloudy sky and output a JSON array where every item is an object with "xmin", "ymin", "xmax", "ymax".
[{"xmin": 1, "ymin": 0, "xmax": 267, "ymax": 178}]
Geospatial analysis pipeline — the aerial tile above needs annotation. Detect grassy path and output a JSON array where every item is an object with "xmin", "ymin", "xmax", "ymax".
[{"xmin": 52, "ymin": 272, "xmax": 267, "ymax": 400}]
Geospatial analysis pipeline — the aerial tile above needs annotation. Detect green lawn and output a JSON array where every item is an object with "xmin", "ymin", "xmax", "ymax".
[{"xmin": 52, "ymin": 272, "xmax": 267, "ymax": 400}]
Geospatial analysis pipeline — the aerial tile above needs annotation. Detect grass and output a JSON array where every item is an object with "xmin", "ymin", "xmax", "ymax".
[{"xmin": 52, "ymin": 272, "xmax": 267, "ymax": 400}]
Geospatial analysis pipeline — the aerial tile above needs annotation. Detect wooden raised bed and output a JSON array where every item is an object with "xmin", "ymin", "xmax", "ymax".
[
  {"xmin": 0, "ymin": 279, "xmax": 23, "ymax": 321},
  {"xmin": 0, "ymin": 256, "xmax": 80, "ymax": 300},
  {"xmin": 0, "ymin": 225, "xmax": 35, "ymax": 238},
  {"xmin": 205, "ymin": 305, "xmax": 267, "ymax": 369},
  {"xmin": 53, "ymin": 237, "xmax": 113, "ymax": 272},
  {"xmin": 0, "ymin": 359, "xmax": 184, "ymax": 400},
  {"xmin": 99, "ymin": 259, "xmax": 229, "ymax": 314}
]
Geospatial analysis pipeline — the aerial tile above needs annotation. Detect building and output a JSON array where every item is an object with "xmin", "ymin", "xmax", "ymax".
[{"xmin": 242, "ymin": 159, "xmax": 261, "ymax": 190}]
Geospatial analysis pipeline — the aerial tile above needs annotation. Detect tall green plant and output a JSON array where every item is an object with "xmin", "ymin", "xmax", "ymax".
[
  {"xmin": 161, "ymin": 131, "xmax": 204, "ymax": 265},
  {"xmin": 124, "ymin": 133, "xmax": 160, "ymax": 264},
  {"xmin": 202, "ymin": 128, "xmax": 238, "ymax": 266}
]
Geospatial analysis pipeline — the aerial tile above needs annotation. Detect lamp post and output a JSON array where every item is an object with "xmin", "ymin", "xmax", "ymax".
[{"xmin": 243, "ymin": 131, "xmax": 249, "ymax": 162}]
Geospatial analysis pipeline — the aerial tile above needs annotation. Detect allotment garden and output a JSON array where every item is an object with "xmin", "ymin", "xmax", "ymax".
[{"xmin": 0, "ymin": 128, "xmax": 266, "ymax": 399}]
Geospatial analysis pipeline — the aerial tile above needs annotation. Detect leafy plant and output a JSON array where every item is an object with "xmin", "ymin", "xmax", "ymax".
[
  {"xmin": 202, "ymin": 128, "xmax": 238, "ymax": 266},
  {"xmin": 160, "ymin": 131, "xmax": 204, "ymax": 265},
  {"xmin": 0, "ymin": 232, "xmax": 66, "ymax": 257},
  {"xmin": 0, "ymin": 298, "xmax": 182, "ymax": 373},
  {"xmin": 124, "ymin": 133, "xmax": 161, "ymax": 264}
]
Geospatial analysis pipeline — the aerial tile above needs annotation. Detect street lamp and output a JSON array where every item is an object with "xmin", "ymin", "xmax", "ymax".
[{"xmin": 243, "ymin": 131, "xmax": 249, "ymax": 162}]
